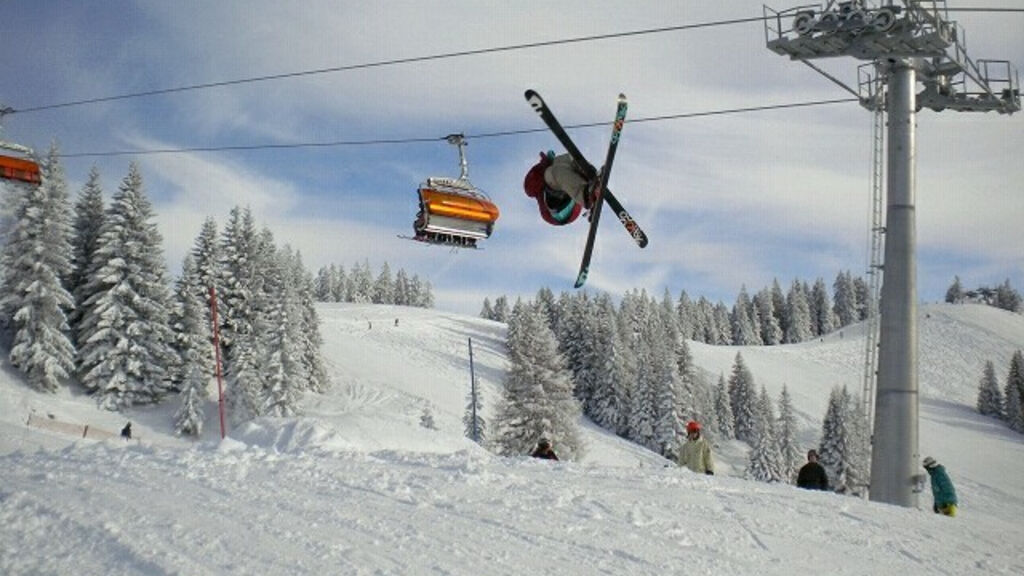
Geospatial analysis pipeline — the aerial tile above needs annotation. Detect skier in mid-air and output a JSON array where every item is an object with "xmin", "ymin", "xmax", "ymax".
[{"xmin": 523, "ymin": 151, "xmax": 601, "ymax": 226}]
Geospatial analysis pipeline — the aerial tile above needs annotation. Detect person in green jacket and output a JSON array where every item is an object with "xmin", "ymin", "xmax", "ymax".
[
  {"xmin": 678, "ymin": 420, "xmax": 714, "ymax": 475},
  {"xmin": 923, "ymin": 456, "xmax": 958, "ymax": 517}
]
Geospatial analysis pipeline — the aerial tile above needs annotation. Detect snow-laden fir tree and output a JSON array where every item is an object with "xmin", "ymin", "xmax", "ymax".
[
  {"xmin": 77, "ymin": 163, "xmax": 175, "ymax": 408},
  {"xmin": 649, "ymin": 292, "xmax": 684, "ymax": 459},
  {"xmin": 692, "ymin": 296, "xmax": 713, "ymax": 344},
  {"xmin": 173, "ymin": 255, "xmax": 212, "ymax": 436},
  {"xmin": 1005, "ymin": 351, "xmax": 1024, "ymax": 432},
  {"xmin": 977, "ymin": 360, "xmax": 1004, "ymax": 417},
  {"xmin": 754, "ymin": 288, "xmax": 783, "ymax": 346},
  {"xmin": 494, "ymin": 301, "xmax": 582, "ymax": 460},
  {"xmin": 464, "ymin": 375, "xmax": 486, "ymax": 444},
  {"xmin": 833, "ymin": 271, "xmax": 859, "ymax": 328},
  {"xmin": 291, "ymin": 250, "xmax": 329, "ymax": 394},
  {"xmin": 373, "ymin": 262, "xmax": 393, "ymax": 304},
  {"xmin": 479, "ymin": 297, "xmax": 494, "ymax": 320},
  {"xmin": 747, "ymin": 386, "xmax": 786, "ymax": 482},
  {"xmin": 218, "ymin": 206, "xmax": 265, "ymax": 423},
  {"xmin": 776, "ymin": 385, "xmax": 801, "ymax": 481},
  {"xmin": 260, "ymin": 242, "xmax": 305, "ymax": 417},
  {"xmin": 818, "ymin": 386, "xmax": 857, "ymax": 492},
  {"xmin": 0, "ymin": 144, "xmax": 76, "ymax": 392},
  {"xmin": 588, "ymin": 293, "xmax": 631, "ymax": 436},
  {"xmin": 770, "ymin": 278, "xmax": 789, "ymax": 339},
  {"xmin": 785, "ymin": 280, "xmax": 813, "ymax": 343},
  {"xmin": 731, "ymin": 286, "xmax": 759, "ymax": 346},
  {"xmin": 712, "ymin": 303, "xmax": 732, "ymax": 345},
  {"xmin": 843, "ymin": 389, "xmax": 871, "ymax": 494},
  {"xmin": 676, "ymin": 290, "xmax": 694, "ymax": 342},
  {"xmin": 810, "ymin": 278, "xmax": 836, "ymax": 337},
  {"xmin": 491, "ymin": 295, "xmax": 510, "ymax": 323},
  {"xmin": 945, "ymin": 275, "xmax": 965, "ymax": 304},
  {"xmin": 624, "ymin": 292, "xmax": 658, "ymax": 450},
  {"xmin": 314, "ymin": 266, "xmax": 332, "ymax": 301},
  {"xmin": 728, "ymin": 352, "xmax": 758, "ymax": 444},
  {"xmin": 192, "ymin": 217, "xmax": 221, "ymax": 297},
  {"xmin": 714, "ymin": 373, "xmax": 735, "ymax": 439},
  {"xmin": 393, "ymin": 268, "xmax": 411, "ymax": 306},
  {"xmin": 68, "ymin": 166, "xmax": 105, "ymax": 343},
  {"xmin": 995, "ymin": 279, "xmax": 1021, "ymax": 313},
  {"xmin": 557, "ymin": 291, "xmax": 591, "ymax": 402},
  {"xmin": 853, "ymin": 275, "xmax": 872, "ymax": 320},
  {"xmin": 330, "ymin": 264, "xmax": 347, "ymax": 302}
]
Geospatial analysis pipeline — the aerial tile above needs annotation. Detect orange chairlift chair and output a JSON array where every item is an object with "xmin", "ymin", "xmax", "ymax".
[{"xmin": 410, "ymin": 134, "xmax": 499, "ymax": 249}]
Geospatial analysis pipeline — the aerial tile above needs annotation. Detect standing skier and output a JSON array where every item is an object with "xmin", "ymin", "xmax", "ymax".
[
  {"xmin": 796, "ymin": 449, "xmax": 830, "ymax": 490},
  {"xmin": 523, "ymin": 152, "xmax": 600, "ymax": 226},
  {"xmin": 678, "ymin": 421, "xmax": 715, "ymax": 475},
  {"xmin": 530, "ymin": 437, "xmax": 559, "ymax": 461},
  {"xmin": 923, "ymin": 456, "xmax": 958, "ymax": 517}
]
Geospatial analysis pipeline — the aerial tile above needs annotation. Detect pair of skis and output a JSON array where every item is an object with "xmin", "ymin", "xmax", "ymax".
[{"xmin": 524, "ymin": 90, "xmax": 648, "ymax": 288}]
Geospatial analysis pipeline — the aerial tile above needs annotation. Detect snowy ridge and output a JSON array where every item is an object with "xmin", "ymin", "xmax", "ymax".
[{"xmin": 1, "ymin": 302, "xmax": 1023, "ymax": 575}]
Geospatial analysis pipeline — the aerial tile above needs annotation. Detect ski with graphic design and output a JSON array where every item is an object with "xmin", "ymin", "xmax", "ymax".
[
  {"xmin": 524, "ymin": 89, "xmax": 648, "ymax": 249},
  {"xmin": 571, "ymin": 93, "xmax": 627, "ymax": 287}
]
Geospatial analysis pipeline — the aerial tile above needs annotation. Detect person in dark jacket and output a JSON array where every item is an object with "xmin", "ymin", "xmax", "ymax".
[
  {"xmin": 530, "ymin": 437, "xmax": 559, "ymax": 460},
  {"xmin": 796, "ymin": 449, "xmax": 829, "ymax": 490},
  {"xmin": 121, "ymin": 422, "xmax": 132, "ymax": 440},
  {"xmin": 923, "ymin": 456, "xmax": 958, "ymax": 517}
]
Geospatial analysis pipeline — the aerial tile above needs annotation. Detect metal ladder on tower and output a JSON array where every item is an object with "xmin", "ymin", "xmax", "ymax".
[{"xmin": 862, "ymin": 103, "xmax": 885, "ymax": 428}]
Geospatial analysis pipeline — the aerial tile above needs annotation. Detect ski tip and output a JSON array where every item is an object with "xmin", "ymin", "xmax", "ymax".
[
  {"xmin": 574, "ymin": 271, "xmax": 589, "ymax": 289},
  {"xmin": 525, "ymin": 89, "xmax": 538, "ymax": 100}
]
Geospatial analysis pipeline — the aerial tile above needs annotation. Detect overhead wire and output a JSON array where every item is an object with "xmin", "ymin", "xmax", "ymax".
[{"xmin": 57, "ymin": 98, "xmax": 860, "ymax": 159}]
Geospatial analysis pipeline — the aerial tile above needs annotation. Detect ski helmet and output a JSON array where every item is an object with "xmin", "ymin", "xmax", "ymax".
[
  {"xmin": 686, "ymin": 420, "xmax": 701, "ymax": 434},
  {"xmin": 922, "ymin": 456, "xmax": 937, "ymax": 469}
]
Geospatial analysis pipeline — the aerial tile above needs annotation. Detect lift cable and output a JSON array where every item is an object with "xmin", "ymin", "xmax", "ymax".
[
  {"xmin": 8, "ymin": 16, "xmax": 773, "ymax": 116},
  {"xmin": 56, "ymin": 97, "xmax": 858, "ymax": 159}
]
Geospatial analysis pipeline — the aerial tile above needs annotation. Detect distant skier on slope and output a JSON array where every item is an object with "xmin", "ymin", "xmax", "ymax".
[
  {"xmin": 923, "ymin": 456, "xmax": 958, "ymax": 517},
  {"xmin": 678, "ymin": 421, "xmax": 714, "ymax": 475},
  {"xmin": 523, "ymin": 152, "xmax": 601, "ymax": 226},
  {"xmin": 530, "ymin": 437, "xmax": 559, "ymax": 461}
]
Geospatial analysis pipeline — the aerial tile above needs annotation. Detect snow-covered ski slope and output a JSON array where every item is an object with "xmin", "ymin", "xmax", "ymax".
[{"xmin": 2, "ymin": 302, "xmax": 1023, "ymax": 575}]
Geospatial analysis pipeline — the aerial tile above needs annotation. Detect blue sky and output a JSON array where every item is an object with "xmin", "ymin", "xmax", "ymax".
[{"xmin": 1, "ymin": 1, "xmax": 1021, "ymax": 315}]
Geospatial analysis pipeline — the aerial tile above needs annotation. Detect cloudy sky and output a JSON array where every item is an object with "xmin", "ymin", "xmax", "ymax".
[{"xmin": 2, "ymin": 1, "xmax": 1021, "ymax": 314}]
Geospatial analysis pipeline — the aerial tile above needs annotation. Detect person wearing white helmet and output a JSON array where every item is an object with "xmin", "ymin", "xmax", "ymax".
[
  {"xmin": 922, "ymin": 456, "xmax": 958, "ymax": 517},
  {"xmin": 678, "ymin": 420, "xmax": 714, "ymax": 475}
]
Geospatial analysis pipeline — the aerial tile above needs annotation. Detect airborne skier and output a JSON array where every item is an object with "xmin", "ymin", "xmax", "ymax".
[{"xmin": 523, "ymin": 152, "xmax": 600, "ymax": 226}]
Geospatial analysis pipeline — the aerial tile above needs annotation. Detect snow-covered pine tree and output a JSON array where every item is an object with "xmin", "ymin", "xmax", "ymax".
[
  {"xmin": 479, "ymin": 297, "xmax": 494, "ymax": 320},
  {"xmin": 588, "ymin": 294, "xmax": 630, "ymax": 436},
  {"xmin": 494, "ymin": 302, "xmax": 582, "ymax": 459},
  {"xmin": 675, "ymin": 331, "xmax": 698, "ymax": 425},
  {"xmin": 853, "ymin": 275, "xmax": 871, "ymax": 320},
  {"xmin": 373, "ymin": 262, "xmax": 394, "ymax": 304},
  {"xmin": 785, "ymin": 279, "xmax": 813, "ymax": 343},
  {"xmin": 843, "ymin": 388, "xmax": 871, "ymax": 495},
  {"xmin": 776, "ymin": 385, "xmax": 801, "ymax": 482},
  {"xmin": 393, "ymin": 268, "xmax": 411, "ymax": 306},
  {"xmin": 714, "ymin": 373, "xmax": 735, "ymax": 440},
  {"xmin": 291, "ymin": 250, "xmax": 329, "ymax": 394},
  {"xmin": 348, "ymin": 260, "xmax": 373, "ymax": 303},
  {"xmin": 731, "ymin": 286, "xmax": 759, "ymax": 346},
  {"xmin": 817, "ymin": 386, "xmax": 849, "ymax": 492},
  {"xmin": 256, "ymin": 233, "xmax": 303, "ymax": 417},
  {"xmin": 330, "ymin": 264, "xmax": 347, "ymax": 302},
  {"xmin": 68, "ymin": 166, "xmax": 105, "ymax": 344},
  {"xmin": 77, "ymin": 162, "xmax": 175, "ymax": 408},
  {"xmin": 463, "ymin": 376, "xmax": 486, "ymax": 444},
  {"xmin": 713, "ymin": 303, "xmax": 732, "ymax": 345},
  {"xmin": 977, "ymin": 360, "xmax": 1004, "ymax": 417},
  {"xmin": 770, "ymin": 278, "xmax": 789, "ymax": 339},
  {"xmin": 754, "ymin": 288, "xmax": 783, "ymax": 346},
  {"xmin": 810, "ymin": 278, "xmax": 835, "ymax": 337},
  {"xmin": 945, "ymin": 275, "xmax": 965, "ymax": 304},
  {"xmin": 650, "ymin": 292, "xmax": 684, "ymax": 459},
  {"xmin": 534, "ymin": 287, "xmax": 557, "ymax": 331},
  {"xmin": 173, "ymin": 255, "xmax": 212, "ymax": 436},
  {"xmin": 0, "ymin": 144, "xmax": 76, "ymax": 393},
  {"xmin": 676, "ymin": 290, "xmax": 695, "ymax": 342},
  {"xmin": 1004, "ymin": 351, "xmax": 1024, "ymax": 432},
  {"xmin": 728, "ymin": 352, "xmax": 758, "ymax": 444},
  {"xmin": 218, "ymin": 206, "xmax": 265, "ymax": 423},
  {"xmin": 314, "ymin": 266, "xmax": 332, "ymax": 302},
  {"xmin": 995, "ymin": 279, "xmax": 1022, "ymax": 313},
  {"xmin": 746, "ymin": 386, "xmax": 785, "ymax": 482},
  {"xmin": 833, "ymin": 271, "xmax": 859, "ymax": 328},
  {"xmin": 491, "ymin": 295, "xmax": 510, "ymax": 323}
]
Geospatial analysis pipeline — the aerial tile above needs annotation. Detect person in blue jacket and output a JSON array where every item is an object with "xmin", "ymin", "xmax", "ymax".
[{"xmin": 923, "ymin": 456, "xmax": 957, "ymax": 517}]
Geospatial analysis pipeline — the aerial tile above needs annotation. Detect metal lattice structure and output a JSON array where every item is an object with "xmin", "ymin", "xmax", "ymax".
[{"xmin": 763, "ymin": 0, "xmax": 1020, "ymax": 508}]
